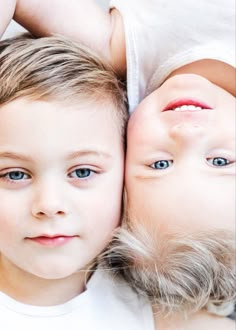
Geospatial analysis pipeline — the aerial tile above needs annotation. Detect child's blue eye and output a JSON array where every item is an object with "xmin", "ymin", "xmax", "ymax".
[
  {"xmin": 208, "ymin": 157, "xmax": 230, "ymax": 167},
  {"xmin": 70, "ymin": 168, "xmax": 92, "ymax": 178},
  {"xmin": 150, "ymin": 160, "xmax": 173, "ymax": 170},
  {"xmin": 75, "ymin": 169, "xmax": 91, "ymax": 178},
  {"xmin": 7, "ymin": 171, "xmax": 28, "ymax": 180}
]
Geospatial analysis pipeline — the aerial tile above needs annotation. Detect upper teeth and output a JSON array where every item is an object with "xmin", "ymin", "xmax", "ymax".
[{"xmin": 173, "ymin": 105, "xmax": 203, "ymax": 111}]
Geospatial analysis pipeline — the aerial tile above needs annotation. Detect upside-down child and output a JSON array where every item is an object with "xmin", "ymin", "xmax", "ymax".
[
  {"xmin": 102, "ymin": 73, "xmax": 236, "ymax": 328},
  {"xmin": 0, "ymin": 0, "xmax": 235, "ymax": 111}
]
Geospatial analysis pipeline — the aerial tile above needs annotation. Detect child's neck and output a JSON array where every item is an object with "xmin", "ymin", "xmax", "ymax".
[{"xmin": 0, "ymin": 259, "xmax": 86, "ymax": 306}]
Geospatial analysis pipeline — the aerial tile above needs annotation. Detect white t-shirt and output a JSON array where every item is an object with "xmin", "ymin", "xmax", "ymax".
[
  {"xmin": 110, "ymin": 0, "xmax": 236, "ymax": 112},
  {"xmin": 0, "ymin": 270, "xmax": 154, "ymax": 330}
]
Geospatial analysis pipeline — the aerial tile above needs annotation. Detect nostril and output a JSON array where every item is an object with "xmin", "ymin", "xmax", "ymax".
[
  {"xmin": 33, "ymin": 209, "xmax": 66, "ymax": 218},
  {"xmin": 169, "ymin": 123, "xmax": 204, "ymax": 141},
  {"xmin": 171, "ymin": 123, "xmax": 203, "ymax": 131},
  {"xmin": 174, "ymin": 124, "xmax": 202, "ymax": 130},
  {"xmin": 57, "ymin": 211, "xmax": 65, "ymax": 215},
  {"xmin": 38, "ymin": 211, "xmax": 45, "ymax": 216}
]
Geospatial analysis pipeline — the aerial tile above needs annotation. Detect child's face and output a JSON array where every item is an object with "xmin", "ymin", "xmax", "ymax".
[
  {"xmin": 0, "ymin": 97, "xmax": 124, "ymax": 279},
  {"xmin": 125, "ymin": 74, "xmax": 235, "ymax": 233}
]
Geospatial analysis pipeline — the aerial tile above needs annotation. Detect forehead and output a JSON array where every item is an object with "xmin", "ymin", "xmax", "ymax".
[
  {"xmin": 126, "ymin": 170, "xmax": 236, "ymax": 233},
  {"xmin": 0, "ymin": 97, "xmax": 122, "ymax": 150},
  {"xmin": 0, "ymin": 96, "xmax": 119, "ymax": 123}
]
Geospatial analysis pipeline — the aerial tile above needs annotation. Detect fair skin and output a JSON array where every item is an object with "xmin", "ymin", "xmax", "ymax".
[
  {"xmin": 153, "ymin": 310, "xmax": 235, "ymax": 329},
  {"xmin": 0, "ymin": 0, "xmax": 235, "ymax": 95},
  {"xmin": 0, "ymin": 97, "xmax": 124, "ymax": 306},
  {"xmin": 126, "ymin": 73, "xmax": 235, "ymax": 233},
  {"xmin": 126, "ymin": 74, "xmax": 235, "ymax": 328}
]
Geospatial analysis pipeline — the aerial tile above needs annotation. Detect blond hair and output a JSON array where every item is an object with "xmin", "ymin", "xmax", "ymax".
[
  {"xmin": 0, "ymin": 33, "xmax": 127, "ymax": 138},
  {"xmin": 100, "ymin": 212, "xmax": 236, "ymax": 317}
]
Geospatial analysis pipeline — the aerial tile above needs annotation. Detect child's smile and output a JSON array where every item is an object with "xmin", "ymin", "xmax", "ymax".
[{"xmin": 125, "ymin": 74, "xmax": 235, "ymax": 233}]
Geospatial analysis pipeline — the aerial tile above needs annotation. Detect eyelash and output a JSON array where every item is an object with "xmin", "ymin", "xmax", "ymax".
[
  {"xmin": 207, "ymin": 157, "xmax": 232, "ymax": 167},
  {"xmin": 149, "ymin": 157, "xmax": 234, "ymax": 170},
  {"xmin": 0, "ymin": 170, "xmax": 31, "ymax": 183},
  {"xmin": 68, "ymin": 167, "xmax": 97, "ymax": 180},
  {"xmin": 150, "ymin": 160, "xmax": 173, "ymax": 170},
  {"xmin": 0, "ymin": 166, "xmax": 98, "ymax": 186}
]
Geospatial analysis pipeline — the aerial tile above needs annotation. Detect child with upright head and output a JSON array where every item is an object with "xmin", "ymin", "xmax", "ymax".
[{"xmin": 0, "ymin": 33, "xmax": 155, "ymax": 330}]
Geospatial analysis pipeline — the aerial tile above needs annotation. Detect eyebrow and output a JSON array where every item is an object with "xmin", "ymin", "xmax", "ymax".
[
  {"xmin": 132, "ymin": 171, "xmax": 165, "ymax": 181},
  {"xmin": 65, "ymin": 150, "xmax": 113, "ymax": 161},
  {"xmin": 0, "ymin": 152, "xmax": 32, "ymax": 162},
  {"xmin": 0, "ymin": 150, "xmax": 112, "ymax": 162},
  {"xmin": 134, "ymin": 175, "xmax": 165, "ymax": 181}
]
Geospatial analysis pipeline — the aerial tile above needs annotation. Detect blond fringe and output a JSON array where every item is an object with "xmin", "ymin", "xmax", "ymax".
[
  {"xmin": 0, "ymin": 33, "xmax": 128, "ymax": 138},
  {"xmin": 99, "ymin": 224, "xmax": 236, "ymax": 317}
]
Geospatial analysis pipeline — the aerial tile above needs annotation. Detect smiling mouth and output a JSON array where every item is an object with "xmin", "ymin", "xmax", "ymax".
[{"xmin": 162, "ymin": 98, "xmax": 213, "ymax": 112}]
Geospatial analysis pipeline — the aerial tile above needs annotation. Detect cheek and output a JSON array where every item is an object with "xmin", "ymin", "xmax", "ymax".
[
  {"xmin": 98, "ymin": 169, "xmax": 124, "ymax": 224},
  {"xmin": 84, "ymin": 201, "xmax": 121, "ymax": 252},
  {"xmin": 79, "ymin": 174, "xmax": 124, "ymax": 232},
  {"xmin": 85, "ymin": 192, "xmax": 122, "ymax": 232},
  {"xmin": 0, "ymin": 192, "xmax": 28, "ymax": 238},
  {"xmin": 0, "ymin": 213, "xmax": 17, "ymax": 247}
]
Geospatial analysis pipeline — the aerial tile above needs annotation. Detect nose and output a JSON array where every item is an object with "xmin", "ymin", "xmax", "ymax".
[
  {"xmin": 169, "ymin": 123, "xmax": 205, "ymax": 145},
  {"xmin": 31, "ymin": 183, "xmax": 68, "ymax": 219}
]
